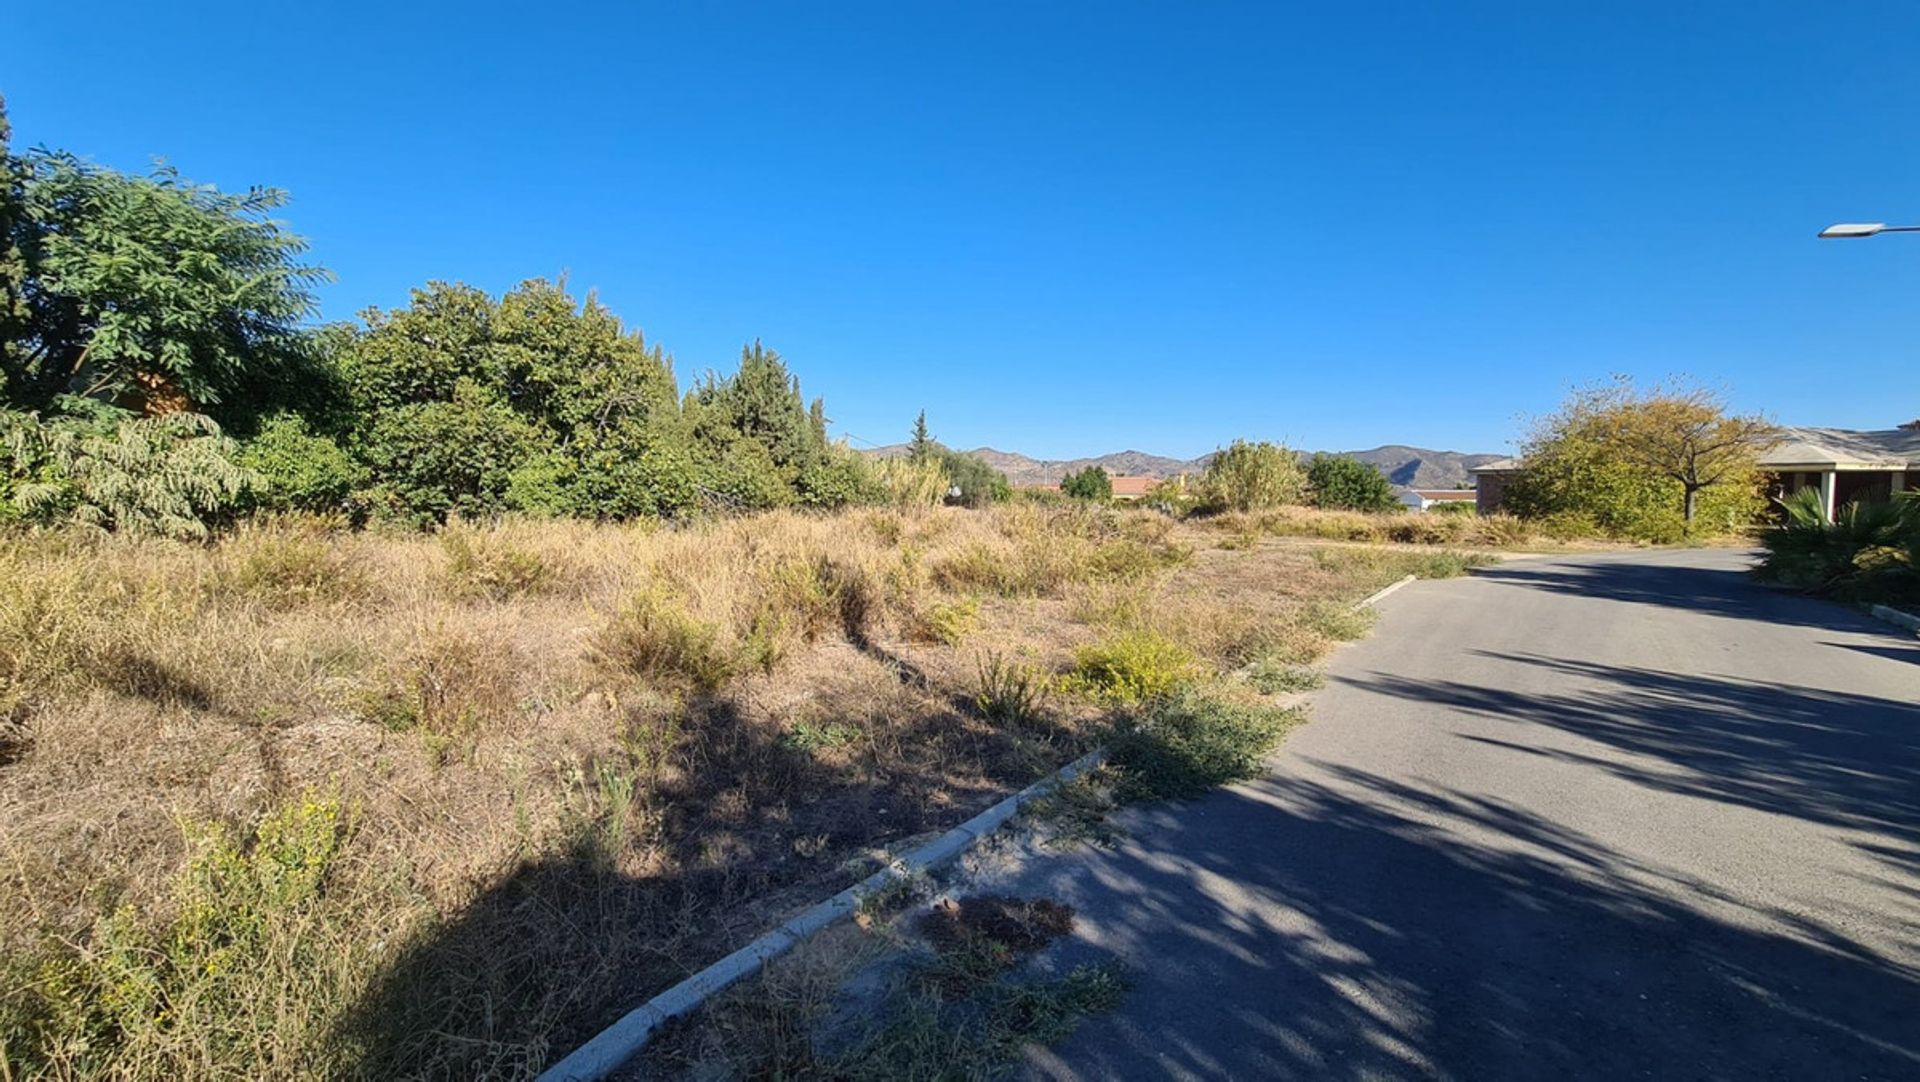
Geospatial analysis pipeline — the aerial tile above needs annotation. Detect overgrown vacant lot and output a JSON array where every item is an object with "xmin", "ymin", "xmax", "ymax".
[{"xmin": 0, "ymin": 504, "xmax": 1479, "ymax": 1079}]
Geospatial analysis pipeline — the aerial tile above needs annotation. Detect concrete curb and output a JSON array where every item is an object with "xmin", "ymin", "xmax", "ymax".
[
  {"xmin": 537, "ymin": 749, "xmax": 1109, "ymax": 1081},
  {"xmin": 1867, "ymin": 603, "xmax": 1920, "ymax": 635},
  {"xmin": 1358, "ymin": 574, "xmax": 1418, "ymax": 608}
]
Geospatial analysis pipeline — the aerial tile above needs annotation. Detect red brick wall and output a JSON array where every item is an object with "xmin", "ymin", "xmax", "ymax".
[{"xmin": 1475, "ymin": 472, "xmax": 1514, "ymax": 515}]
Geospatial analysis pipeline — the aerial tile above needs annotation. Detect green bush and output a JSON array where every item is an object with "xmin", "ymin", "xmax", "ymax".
[
  {"xmin": 1307, "ymin": 454, "xmax": 1398, "ymax": 511},
  {"xmin": 237, "ymin": 413, "xmax": 367, "ymax": 517},
  {"xmin": 1198, "ymin": 440, "xmax": 1307, "ymax": 513},
  {"xmin": 1061, "ymin": 466, "xmax": 1113, "ymax": 502},
  {"xmin": 1065, "ymin": 631, "xmax": 1199, "ymax": 704},
  {"xmin": 1110, "ymin": 691, "xmax": 1301, "ymax": 800},
  {"xmin": 1756, "ymin": 489, "xmax": 1918, "ymax": 602}
]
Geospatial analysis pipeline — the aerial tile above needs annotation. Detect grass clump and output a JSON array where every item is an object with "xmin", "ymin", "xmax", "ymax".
[
  {"xmin": 915, "ymin": 595, "xmax": 979, "ymax": 645},
  {"xmin": 1246, "ymin": 660, "xmax": 1324, "ymax": 694},
  {"xmin": 594, "ymin": 588, "xmax": 743, "ymax": 693},
  {"xmin": 1063, "ymin": 631, "xmax": 1199, "ymax": 704},
  {"xmin": 1302, "ymin": 600, "xmax": 1378, "ymax": 643},
  {"xmin": 972, "ymin": 652, "xmax": 1051, "ymax": 728},
  {"xmin": 230, "ymin": 526, "xmax": 366, "ymax": 609},
  {"xmin": 441, "ymin": 527, "xmax": 553, "ymax": 600},
  {"xmin": 1110, "ymin": 690, "xmax": 1302, "ymax": 801}
]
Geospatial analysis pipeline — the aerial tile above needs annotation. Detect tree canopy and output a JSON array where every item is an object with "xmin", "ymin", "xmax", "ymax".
[
  {"xmin": 1506, "ymin": 377, "xmax": 1772, "ymax": 539},
  {"xmin": 1198, "ymin": 440, "xmax": 1307, "ymax": 512},
  {"xmin": 1307, "ymin": 454, "xmax": 1397, "ymax": 511},
  {"xmin": 1061, "ymin": 465, "xmax": 1112, "ymax": 502}
]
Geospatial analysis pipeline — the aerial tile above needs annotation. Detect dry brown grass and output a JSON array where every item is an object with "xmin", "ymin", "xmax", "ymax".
[{"xmin": 0, "ymin": 505, "xmax": 1455, "ymax": 1079}]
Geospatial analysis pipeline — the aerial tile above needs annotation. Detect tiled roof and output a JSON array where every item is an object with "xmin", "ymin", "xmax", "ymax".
[{"xmin": 1109, "ymin": 475, "xmax": 1157, "ymax": 496}]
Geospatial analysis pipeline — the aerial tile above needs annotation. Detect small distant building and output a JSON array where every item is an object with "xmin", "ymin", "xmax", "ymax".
[
  {"xmin": 1397, "ymin": 488, "xmax": 1477, "ymax": 513},
  {"xmin": 1110, "ymin": 475, "xmax": 1157, "ymax": 501},
  {"xmin": 1470, "ymin": 426, "xmax": 1920, "ymax": 517}
]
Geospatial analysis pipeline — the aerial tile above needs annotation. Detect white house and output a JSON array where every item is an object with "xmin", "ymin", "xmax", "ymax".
[{"xmin": 1397, "ymin": 488, "xmax": 1477, "ymax": 513}]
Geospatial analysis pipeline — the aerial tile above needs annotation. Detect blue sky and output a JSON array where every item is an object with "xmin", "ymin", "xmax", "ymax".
[{"xmin": 7, "ymin": 2, "xmax": 1919, "ymax": 458}]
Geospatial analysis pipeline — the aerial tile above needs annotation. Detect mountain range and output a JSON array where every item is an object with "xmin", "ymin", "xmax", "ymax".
[{"xmin": 867, "ymin": 443, "xmax": 1504, "ymax": 490}]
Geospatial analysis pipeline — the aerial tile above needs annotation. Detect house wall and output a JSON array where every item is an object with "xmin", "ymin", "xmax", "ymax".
[{"xmin": 1475, "ymin": 472, "xmax": 1514, "ymax": 515}]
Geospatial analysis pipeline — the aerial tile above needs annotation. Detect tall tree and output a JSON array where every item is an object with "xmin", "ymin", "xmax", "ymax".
[
  {"xmin": 1061, "ymin": 465, "xmax": 1112, "ymax": 501},
  {"xmin": 908, "ymin": 410, "xmax": 934, "ymax": 463},
  {"xmin": 0, "ymin": 132, "xmax": 325, "ymax": 418}
]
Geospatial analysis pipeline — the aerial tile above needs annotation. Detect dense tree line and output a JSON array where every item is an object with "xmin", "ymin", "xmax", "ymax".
[{"xmin": 0, "ymin": 101, "xmax": 1004, "ymax": 535}]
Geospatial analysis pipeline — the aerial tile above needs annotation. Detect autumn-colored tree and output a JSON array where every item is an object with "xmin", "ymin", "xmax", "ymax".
[{"xmin": 1509, "ymin": 377, "xmax": 1775, "ymax": 536}]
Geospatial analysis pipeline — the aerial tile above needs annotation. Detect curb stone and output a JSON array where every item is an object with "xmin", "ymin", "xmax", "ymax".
[
  {"xmin": 541, "ymin": 572, "xmax": 1423, "ymax": 1079},
  {"xmin": 1867, "ymin": 603, "xmax": 1920, "ymax": 636},
  {"xmin": 536, "ymin": 750, "xmax": 1108, "ymax": 1081}
]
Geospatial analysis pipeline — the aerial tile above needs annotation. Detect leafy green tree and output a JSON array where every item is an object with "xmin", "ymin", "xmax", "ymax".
[
  {"xmin": 1198, "ymin": 440, "xmax": 1307, "ymax": 512},
  {"xmin": 0, "ymin": 125, "xmax": 324, "ymax": 418},
  {"xmin": 362, "ymin": 380, "xmax": 549, "ymax": 523},
  {"xmin": 1307, "ymin": 454, "xmax": 1397, "ymax": 511},
  {"xmin": 1061, "ymin": 465, "xmax": 1113, "ymax": 502},
  {"xmin": 689, "ymin": 341, "xmax": 826, "ymax": 477},
  {"xmin": 937, "ymin": 447, "xmax": 1011, "ymax": 508}
]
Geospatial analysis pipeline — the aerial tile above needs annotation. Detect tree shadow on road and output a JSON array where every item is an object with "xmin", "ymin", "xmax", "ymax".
[
  {"xmin": 1018, "ymin": 766, "xmax": 1920, "ymax": 1081},
  {"xmin": 1469, "ymin": 556, "xmax": 1902, "ymax": 638},
  {"xmin": 1344, "ymin": 654, "xmax": 1920, "ymax": 848}
]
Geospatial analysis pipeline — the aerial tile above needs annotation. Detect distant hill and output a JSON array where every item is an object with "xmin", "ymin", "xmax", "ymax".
[{"xmin": 866, "ymin": 443, "xmax": 1502, "ymax": 490}]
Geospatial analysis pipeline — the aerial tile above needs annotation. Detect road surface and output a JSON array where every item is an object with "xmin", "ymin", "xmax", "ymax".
[{"xmin": 1004, "ymin": 548, "xmax": 1919, "ymax": 1081}]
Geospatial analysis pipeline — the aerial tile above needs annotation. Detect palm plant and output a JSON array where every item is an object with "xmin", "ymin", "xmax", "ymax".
[{"xmin": 1756, "ymin": 486, "xmax": 1918, "ymax": 599}]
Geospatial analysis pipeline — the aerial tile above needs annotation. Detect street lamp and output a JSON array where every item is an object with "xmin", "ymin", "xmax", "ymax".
[{"xmin": 1818, "ymin": 222, "xmax": 1920, "ymax": 238}]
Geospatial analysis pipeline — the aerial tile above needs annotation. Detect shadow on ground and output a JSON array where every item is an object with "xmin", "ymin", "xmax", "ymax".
[
  {"xmin": 1468, "ymin": 554, "xmax": 1904, "ymax": 637},
  {"xmin": 1026, "ymin": 766, "xmax": 1919, "ymax": 1081},
  {"xmin": 1348, "ymin": 654, "xmax": 1920, "ymax": 847}
]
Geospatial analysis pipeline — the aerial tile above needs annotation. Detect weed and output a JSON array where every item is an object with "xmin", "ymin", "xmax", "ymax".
[
  {"xmin": 915, "ymin": 595, "xmax": 979, "ymax": 645},
  {"xmin": 1110, "ymin": 690, "xmax": 1303, "ymax": 801},
  {"xmin": 972, "ymin": 651, "xmax": 1051, "ymax": 728},
  {"xmin": 441, "ymin": 528, "xmax": 553, "ymax": 600},
  {"xmin": 1021, "ymin": 773, "xmax": 1120, "ymax": 848},
  {"xmin": 1303, "ymin": 600, "xmax": 1377, "ymax": 642},
  {"xmin": 594, "ymin": 588, "xmax": 740, "ymax": 693},
  {"xmin": 1246, "ymin": 660, "xmax": 1325, "ymax": 694},
  {"xmin": 782, "ymin": 721, "xmax": 863, "ymax": 753},
  {"xmin": 232, "ymin": 528, "xmax": 365, "ymax": 608},
  {"xmin": 1062, "ymin": 631, "xmax": 1199, "ymax": 704}
]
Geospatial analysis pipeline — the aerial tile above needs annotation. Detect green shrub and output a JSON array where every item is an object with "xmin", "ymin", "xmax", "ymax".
[
  {"xmin": 1307, "ymin": 454, "xmax": 1398, "ymax": 511},
  {"xmin": 237, "ymin": 413, "xmax": 368, "ymax": 517},
  {"xmin": 1197, "ymin": 440, "xmax": 1307, "ymax": 513},
  {"xmin": 918, "ymin": 595, "xmax": 981, "ymax": 644},
  {"xmin": 1110, "ymin": 691, "xmax": 1301, "ymax": 800},
  {"xmin": 1756, "ymin": 489, "xmax": 1918, "ymax": 602},
  {"xmin": 1065, "ymin": 631, "xmax": 1199, "ymax": 704},
  {"xmin": 3, "ymin": 795, "xmax": 358, "ymax": 1078},
  {"xmin": 1061, "ymin": 466, "xmax": 1113, "ymax": 502},
  {"xmin": 1246, "ymin": 661, "xmax": 1324, "ymax": 694}
]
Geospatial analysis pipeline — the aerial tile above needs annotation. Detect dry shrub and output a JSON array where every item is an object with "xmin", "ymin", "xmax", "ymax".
[
  {"xmin": 441, "ymin": 526, "xmax": 555, "ymax": 600},
  {"xmin": 229, "ymin": 523, "xmax": 370, "ymax": 609},
  {"xmin": 359, "ymin": 624, "xmax": 522, "ymax": 740}
]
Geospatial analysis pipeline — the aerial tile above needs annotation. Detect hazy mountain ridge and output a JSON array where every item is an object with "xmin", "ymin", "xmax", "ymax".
[{"xmin": 866, "ymin": 443, "xmax": 1503, "ymax": 489}]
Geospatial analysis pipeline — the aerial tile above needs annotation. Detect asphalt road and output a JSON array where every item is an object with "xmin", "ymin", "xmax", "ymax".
[{"xmin": 1000, "ymin": 548, "xmax": 1920, "ymax": 1081}]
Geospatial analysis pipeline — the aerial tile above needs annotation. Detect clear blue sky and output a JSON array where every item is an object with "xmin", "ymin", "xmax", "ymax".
[{"xmin": 7, "ymin": 2, "xmax": 1919, "ymax": 458}]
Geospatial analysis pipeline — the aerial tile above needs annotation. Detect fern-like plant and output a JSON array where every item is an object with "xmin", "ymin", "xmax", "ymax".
[{"xmin": 1, "ymin": 407, "xmax": 257, "ymax": 538}]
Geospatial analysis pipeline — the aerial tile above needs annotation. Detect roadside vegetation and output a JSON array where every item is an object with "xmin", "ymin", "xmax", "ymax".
[{"xmin": 1756, "ymin": 488, "xmax": 1920, "ymax": 606}]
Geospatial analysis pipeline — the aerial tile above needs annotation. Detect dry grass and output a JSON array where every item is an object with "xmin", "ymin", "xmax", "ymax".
[{"xmin": 0, "ymin": 505, "xmax": 1450, "ymax": 1079}]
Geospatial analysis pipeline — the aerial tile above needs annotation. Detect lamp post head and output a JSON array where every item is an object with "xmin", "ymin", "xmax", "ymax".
[{"xmin": 1819, "ymin": 222, "xmax": 1887, "ymax": 238}]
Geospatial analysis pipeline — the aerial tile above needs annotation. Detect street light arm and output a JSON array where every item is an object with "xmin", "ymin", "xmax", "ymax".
[{"xmin": 1818, "ymin": 222, "xmax": 1920, "ymax": 238}]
